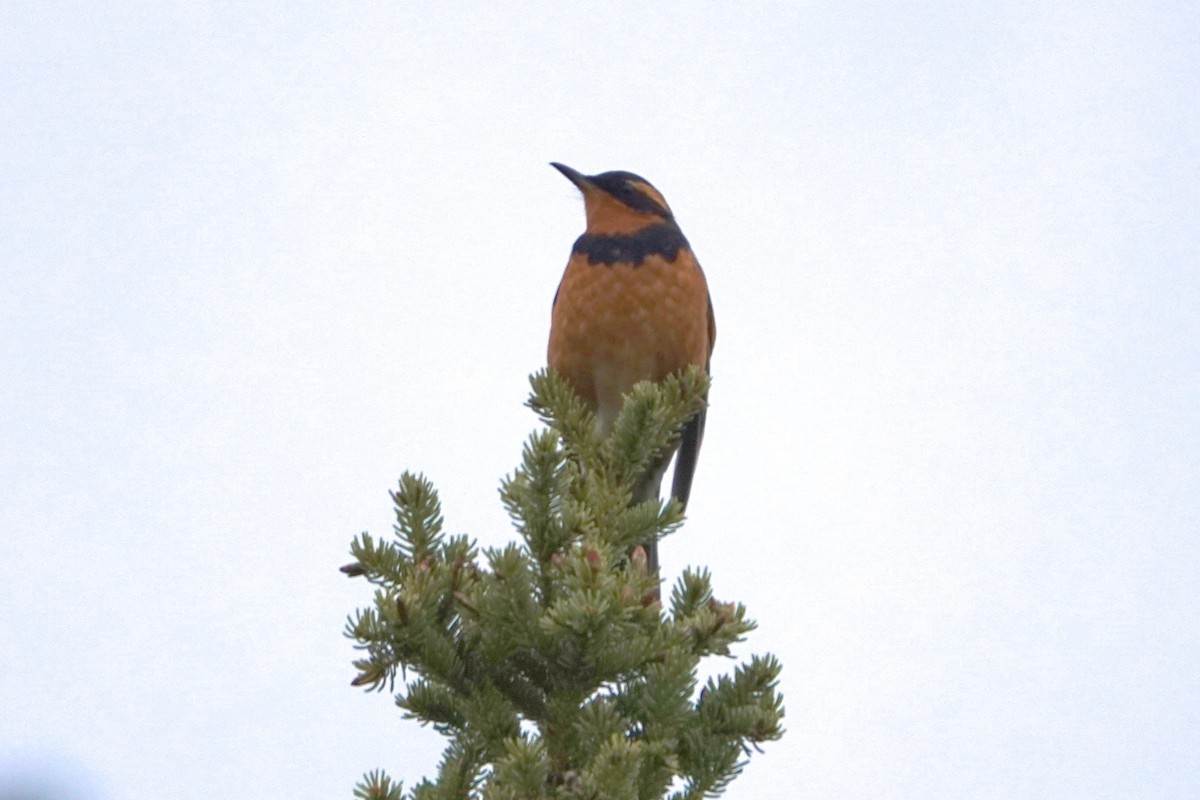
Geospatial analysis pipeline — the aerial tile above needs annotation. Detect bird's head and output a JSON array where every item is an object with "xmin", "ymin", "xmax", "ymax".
[{"xmin": 551, "ymin": 162, "xmax": 674, "ymax": 234}]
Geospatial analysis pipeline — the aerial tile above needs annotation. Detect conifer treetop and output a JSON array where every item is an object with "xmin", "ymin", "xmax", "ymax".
[{"xmin": 344, "ymin": 367, "xmax": 784, "ymax": 799}]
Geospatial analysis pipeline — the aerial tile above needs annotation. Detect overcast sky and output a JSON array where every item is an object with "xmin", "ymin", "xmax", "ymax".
[{"xmin": 3, "ymin": 2, "xmax": 1198, "ymax": 799}]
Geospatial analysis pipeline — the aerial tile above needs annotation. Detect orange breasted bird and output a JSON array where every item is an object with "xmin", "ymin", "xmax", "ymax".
[{"xmin": 547, "ymin": 163, "xmax": 716, "ymax": 575}]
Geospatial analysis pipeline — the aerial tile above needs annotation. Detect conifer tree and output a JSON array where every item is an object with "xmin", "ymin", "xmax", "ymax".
[{"xmin": 343, "ymin": 367, "xmax": 784, "ymax": 799}]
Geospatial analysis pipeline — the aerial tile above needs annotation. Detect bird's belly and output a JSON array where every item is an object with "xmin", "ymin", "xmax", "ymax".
[{"xmin": 548, "ymin": 256, "xmax": 709, "ymax": 432}]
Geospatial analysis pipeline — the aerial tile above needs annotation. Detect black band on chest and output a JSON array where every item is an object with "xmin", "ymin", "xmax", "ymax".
[{"xmin": 572, "ymin": 223, "xmax": 690, "ymax": 266}]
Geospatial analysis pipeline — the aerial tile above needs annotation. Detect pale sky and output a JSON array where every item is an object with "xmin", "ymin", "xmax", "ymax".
[{"xmin": 2, "ymin": 3, "xmax": 1198, "ymax": 799}]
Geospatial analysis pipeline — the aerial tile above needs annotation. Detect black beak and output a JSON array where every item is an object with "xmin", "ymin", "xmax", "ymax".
[{"xmin": 550, "ymin": 162, "xmax": 591, "ymax": 191}]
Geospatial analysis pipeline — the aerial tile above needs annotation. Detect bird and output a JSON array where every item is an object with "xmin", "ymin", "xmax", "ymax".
[{"xmin": 547, "ymin": 162, "xmax": 715, "ymax": 576}]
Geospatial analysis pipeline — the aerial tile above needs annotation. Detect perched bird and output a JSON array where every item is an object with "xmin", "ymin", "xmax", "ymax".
[{"xmin": 547, "ymin": 163, "xmax": 716, "ymax": 574}]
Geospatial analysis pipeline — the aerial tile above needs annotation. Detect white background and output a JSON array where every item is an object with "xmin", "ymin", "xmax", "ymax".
[{"xmin": 3, "ymin": 3, "xmax": 1197, "ymax": 798}]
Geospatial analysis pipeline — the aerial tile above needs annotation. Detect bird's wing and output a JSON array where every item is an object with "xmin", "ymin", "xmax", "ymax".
[{"xmin": 670, "ymin": 290, "xmax": 715, "ymax": 510}]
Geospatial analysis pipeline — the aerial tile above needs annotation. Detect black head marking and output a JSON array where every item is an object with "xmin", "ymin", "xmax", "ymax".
[{"xmin": 588, "ymin": 170, "xmax": 672, "ymax": 217}]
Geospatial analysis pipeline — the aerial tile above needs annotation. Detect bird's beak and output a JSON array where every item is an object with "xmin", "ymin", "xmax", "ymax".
[{"xmin": 550, "ymin": 162, "xmax": 592, "ymax": 192}]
